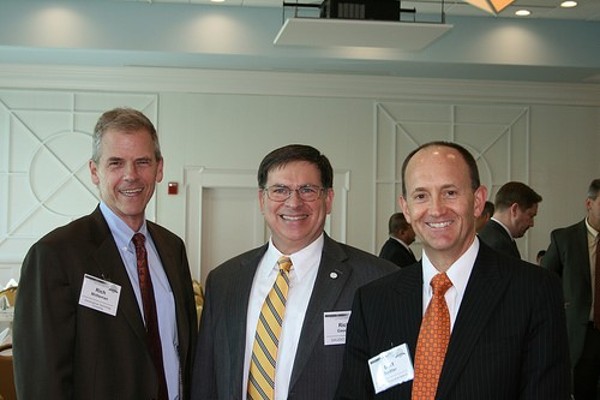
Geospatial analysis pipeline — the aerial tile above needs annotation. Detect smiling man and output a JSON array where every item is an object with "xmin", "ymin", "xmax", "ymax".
[
  {"xmin": 192, "ymin": 144, "xmax": 396, "ymax": 400},
  {"xmin": 335, "ymin": 141, "xmax": 570, "ymax": 399},
  {"xmin": 13, "ymin": 108, "xmax": 197, "ymax": 400}
]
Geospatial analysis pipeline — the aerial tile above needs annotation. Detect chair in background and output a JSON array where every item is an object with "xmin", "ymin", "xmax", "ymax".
[
  {"xmin": 0, "ymin": 343, "xmax": 15, "ymax": 400},
  {"xmin": 192, "ymin": 280, "xmax": 204, "ymax": 330},
  {"xmin": 0, "ymin": 287, "xmax": 17, "ymax": 308}
]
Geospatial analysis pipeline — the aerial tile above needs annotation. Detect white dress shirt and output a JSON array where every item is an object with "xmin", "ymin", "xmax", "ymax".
[
  {"xmin": 242, "ymin": 234, "xmax": 324, "ymax": 400},
  {"xmin": 100, "ymin": 202, "xmax": 180, "ymax": 400},
  {"xmin": 421, "ymin": 237, "xmax": 479, "ymax": 330}
]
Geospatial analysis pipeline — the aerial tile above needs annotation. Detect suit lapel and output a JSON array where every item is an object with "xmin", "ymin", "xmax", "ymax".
[
  {"xmin": 229, "ymin": 246, "xmax": 267, "ymax": 397},
  {"xmin": 391, "ymin": 263, "xmax": 424, "ymax": 354},
  {"xmin": 289, "ymin": 236, "xmax": 351, "ymax": 388},
  {"xmin": 89, "ymin": 209, "xmax": 147, "ymax": 342},
  {"xmin": 574, "ymin": 221, "xmax": 592, "ymax": 288},
  {"xmin": 436, "ymin": 244, "xmax": 508, "ymax": 398}
]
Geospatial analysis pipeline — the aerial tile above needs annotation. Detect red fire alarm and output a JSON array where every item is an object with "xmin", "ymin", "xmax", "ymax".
[{"xmin": 168, "ymin": 182, "xmax": 178, "ymax": 195}]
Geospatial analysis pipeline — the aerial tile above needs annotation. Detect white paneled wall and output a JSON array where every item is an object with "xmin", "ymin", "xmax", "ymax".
[
  {"xmin": 0, "ymin": 66, "xmax": 598, "ymax": 285},
  {"xmin": 0, "ymin": 91, "xmax": 158, "ymax": 284},
  {"xmin": 374, "ymin": 102, "xmax": 530, "ymax": 258}
]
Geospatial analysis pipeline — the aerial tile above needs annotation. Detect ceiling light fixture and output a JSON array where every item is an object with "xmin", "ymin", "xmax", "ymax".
[
  {"xmin": 464, "ymin": 0, "xmax": 516, "ymax": 15},
  {"xmin": 560, "ymin": 1, "xmax": 578, "ymax": 8},
  {"xmin": 515, "ymin": 9, "xmax": 531, "ymax": 16}
]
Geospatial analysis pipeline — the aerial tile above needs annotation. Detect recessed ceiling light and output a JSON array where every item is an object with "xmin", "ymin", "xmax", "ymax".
[
  {"xmin": 561, "ymin": 1, "xmax": 578, "ymax": 8},
  {"xmin": 211, "ymin": 0, "xmax": 225, "ymax": 3},
  {"xmin": 515, "ymin": 9, "xmax": 531, "ymax": 16}
]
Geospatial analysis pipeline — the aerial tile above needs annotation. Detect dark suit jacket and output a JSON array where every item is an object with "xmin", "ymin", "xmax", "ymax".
[
  {"xmin": 542, "ymin": 219, "xmax": 590, "ymax": 368},
  {"xmin": 379, "ymin": 238, "xmax": 417, "ymax": 268},
  {"xmin": 478, "ymin": 219, "xmax": 521, "ymax": 259},
  {"xmin": 191, "ymin": 234, "xmax": 397, "ymax": 400},
  {"xmin": 335, "ymin": 242, "xmax": 570, "ymax": 399},
  {"xmin": 13, "ymin": 206, "xmax": 197, "ymax": 400}
]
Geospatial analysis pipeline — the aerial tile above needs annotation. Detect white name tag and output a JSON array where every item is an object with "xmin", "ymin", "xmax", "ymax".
[
  {"xmin": 323, "ymin": 311, "xmax": 351, "ymax": 346},
  {"xmin": 368, "ymin": 343, "xmax": 414, "ymax": 394},
  {"xmin": 79, "ymin": 274, "xmax": 121, "ymax": 316}
]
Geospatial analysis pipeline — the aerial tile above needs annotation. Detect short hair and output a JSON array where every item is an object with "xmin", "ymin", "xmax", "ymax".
[
  {"xmin": 587, "ymin": 179, "xmax": 600, "ymax": 200},
  {"xmin": 92, "ymin": 107, "xmax": 161, "ymax": 163},
  {"xmin": 388, "ymin": 212, "xmax": 410, "ymax": 235},
  {"xmin": 257, "ymin": 144, "xmax": 333, "ymax": 189},
  {"xmin": 494, "ymin": 181, "xmax": 542, "ymax": 211},
  {"xmin": 401, "ymin": 141, "xmax": 480, "ymax": 196},
  {"xmin": 482, "ymin": 201, "xmax": 495, "ymax": 217}
]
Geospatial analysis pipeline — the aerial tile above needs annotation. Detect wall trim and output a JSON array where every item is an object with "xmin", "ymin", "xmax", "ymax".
[{"xmin": 0, "ymin": 64, "xmax": 598, "ymax": 106}]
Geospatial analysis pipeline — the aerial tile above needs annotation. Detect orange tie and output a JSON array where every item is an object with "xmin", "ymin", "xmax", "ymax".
[{"xmin": 411, "ymin": 272, "xmax": 453, "ymax": 400}]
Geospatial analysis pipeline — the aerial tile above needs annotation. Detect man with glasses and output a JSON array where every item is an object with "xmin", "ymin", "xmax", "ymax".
[{"xmin": 192, "ymin": 144, "xmax": 396, "ymax": 400}]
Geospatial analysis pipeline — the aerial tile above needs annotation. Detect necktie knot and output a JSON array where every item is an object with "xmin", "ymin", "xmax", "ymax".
[
  {"xmin": 431, "ymin": 272, "xmax": 452, "ymax": 297},
  {"xmin": 277, "ymin": 256, "xmax": 293, "ymax": 273},
  {"xmin": 133, "ymin": 232, "xmax": 146, "ymax": 250}
]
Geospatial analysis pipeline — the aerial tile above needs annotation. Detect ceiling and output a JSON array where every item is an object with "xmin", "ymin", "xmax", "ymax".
[
  {"xmin": 0, "ymin": 0, "xmax": 598, "ymax": 84},
  {"xmin": 134, "ymin": 0, "xmax": 600, "ymax": 20}
]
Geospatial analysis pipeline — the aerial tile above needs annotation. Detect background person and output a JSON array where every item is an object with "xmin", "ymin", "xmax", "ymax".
[
  {"xmin": 479, "ymin": 181, "xmax": 542, "ymax": 259},
  {"xmin": 378, "ymin": 212, "xmax": 417, "ymax": 268},
  {"xmin": 542, "ymin": 178, "xmax": 600, "ymax": 400},
  {"xmin": 475, "ymin": 200, "xmax": 495, "ymax": 233}
]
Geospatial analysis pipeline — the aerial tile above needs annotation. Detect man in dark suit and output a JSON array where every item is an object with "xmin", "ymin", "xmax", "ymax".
[
  {"xmin": 478, "ymin": 181, "xmax": 542, "ymax": 259},
  {"xmin": 13, "ymin": 108, "xmax": 197, "ymax": 400},
  {"xmin": 336, "ymin": 141, "xmax": 570, "ymax": 399},
  {"xmin": 191, "ymin": 144, "xmax": 397, "ymax": 400},
  {"xmin": 475, "ymin": 200, "xmax": 494, "ymax": 233},
  {"xmin": 379, "ymin": 212, "xmax": 417, "ymax": 268},
  {"xmin": 542, "ymin": 179, "xmax": 600, "ymax": 399}
]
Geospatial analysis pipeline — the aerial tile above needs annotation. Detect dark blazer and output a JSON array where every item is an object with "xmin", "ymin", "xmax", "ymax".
[
  {"xmin": 336, "ymin": 241, "xmax": 570, "ymax": 400},
  {"xmin": 542, "ymin": 219, "xmax": 590, "ymax": 368},
  {"xmin": 478, "ymin": 219, "xmax": 521, "ymax": 259},
  {"xmin": 191, "ymin": 234, "xmax": 397, "ymax": 400},
  {"xmin": 13, "ymin": 206, "xmax": 197, "ymax": 400},
  {"xmin": 379, "ymin": 237, "xmax": 417, "ymax": 268}
]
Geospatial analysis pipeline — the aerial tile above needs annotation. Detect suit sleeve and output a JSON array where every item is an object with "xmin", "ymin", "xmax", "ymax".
[
  {"xmin": 519, "ymin": 270, "xmax": 571, "ymax": 399},
  {"xmin": 335, "ymin": 288, "xmax": 376, "ymax": 400},
  {"xmin": 541, "ymin": 231, "xmax": 563, "ymax": 277},
  {"xmin": 13, "ymin": 242, "xmax": 77, "ymax": 400},
  {"xmin": 191, "ymin": 271, "xmax": 219, "ymax": 400}
]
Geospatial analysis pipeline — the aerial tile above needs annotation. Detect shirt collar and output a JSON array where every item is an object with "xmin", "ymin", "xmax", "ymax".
[
  {"xmin": 99, "ymin": 202, "xmax": 148, "ymax": 250},
  {"xmin": 421, "ymin": 237, "xmax": 479, "ymax": 298},
  {"xmin": 585, "ymin": 217, "xmax": 600, "ymax": 239},
  {"xmin": 263, "ymin": 233, "xmax": 325, "ymax": 281}
]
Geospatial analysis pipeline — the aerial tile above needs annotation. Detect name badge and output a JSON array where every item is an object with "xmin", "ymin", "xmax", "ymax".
[
  {"xmin": 323, "ymin": 311, "xmax": 351, "ymax": 346},
  {"xmin": 79, "ymin": 274, "xmax": 121, "ymax": 316},
  {"xmin": 368, "ymin": 343, "xmax": 414, "ymax": 394}
]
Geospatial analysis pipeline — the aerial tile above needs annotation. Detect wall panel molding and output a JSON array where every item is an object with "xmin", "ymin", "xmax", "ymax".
[{"xmin": 0, "ymin": 64, "xmax": 598, "ymax": 106}]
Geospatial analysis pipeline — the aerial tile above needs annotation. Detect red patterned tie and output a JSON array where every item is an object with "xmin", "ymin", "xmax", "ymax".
[
  {"xmin": 133, "ymin": 233, "xmax": 168, "ymax": 400},
  {"xmin": 411, "ymin": 272, "xmax": 453, "ymax": 400}
]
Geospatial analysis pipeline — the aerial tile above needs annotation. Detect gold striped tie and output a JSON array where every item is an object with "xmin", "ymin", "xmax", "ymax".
[{"xmin": 247, "ymin": 256, "xmax": 293, "ymax": 400}]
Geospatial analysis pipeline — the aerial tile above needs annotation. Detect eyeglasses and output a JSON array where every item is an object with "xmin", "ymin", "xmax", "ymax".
[{"xmin": 263, "ymin": 184, "xmax": 326, "ymax": 202}]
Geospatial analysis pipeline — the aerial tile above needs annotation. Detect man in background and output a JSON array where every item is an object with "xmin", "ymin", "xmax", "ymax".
[
  {"xmin": 543, "ymin": 178, "xmax": 600, "ymax": 399},
  {"xmin": 479, "ymin": 181, "xmax": 542, "ymax": 259},
  {"xmin": 192, "ymin": 144, "xmax": 396, "ymax": 400},
  {"xmin": 475, "ymin": 200, "xmax": 495, "ymax": 233},
  {"xmin": 13, "ymin": 108, "xmax": 197, "ymax": 400},
  {"xmin": 379, "ymin": 212, "xmax": 417, "ymax": 268},
  {"xmin": 336, "ymin": 141, "xmax": 569, "ymax": 399}
]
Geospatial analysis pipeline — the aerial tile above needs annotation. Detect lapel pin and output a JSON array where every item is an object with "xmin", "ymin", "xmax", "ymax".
[{"xmin": 330, "ymin": 272, "xmax": 338, "ymax": 279}]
